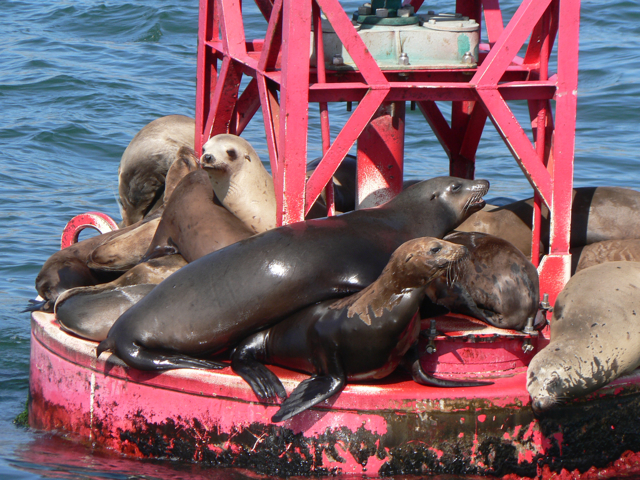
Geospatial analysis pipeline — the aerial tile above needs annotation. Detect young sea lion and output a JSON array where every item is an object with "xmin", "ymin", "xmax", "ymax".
[
  {"xmin": 423, "ymin": 232, "xmax": 540, "ymax": 331},
  {"xmin": 231, "ymin": 237, "xmax": 490, "ymax": 423}
]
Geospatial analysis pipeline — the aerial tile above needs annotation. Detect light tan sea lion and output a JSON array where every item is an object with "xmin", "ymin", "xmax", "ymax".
[
  {"xmin": 527, "ymin": 262, "xmax": 640, "ymax": 413},
  {"xmin": 201, "ymin": 134, "xmax": 277, "ymax": 234}
]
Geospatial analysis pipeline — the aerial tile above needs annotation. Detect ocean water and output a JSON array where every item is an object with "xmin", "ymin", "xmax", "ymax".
[{"xmin": 1, "ymin": 0, "xmax": 639, "ymax": 478}]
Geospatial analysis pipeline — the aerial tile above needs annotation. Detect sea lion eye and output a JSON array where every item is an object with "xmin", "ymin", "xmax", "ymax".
[
  {"xmin": 226, "ymin": 148, "xmax": 238, "ymax": 160},
  {"xmin": 451, "ymin": 183, "xmax": 462, "ymax": 192},
  {"xmin": 430, "ymin": 246, "xmax": 441, "ymax": 254}
]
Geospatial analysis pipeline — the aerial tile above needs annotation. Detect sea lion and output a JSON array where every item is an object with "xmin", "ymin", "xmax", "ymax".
[
  {"xmin": 201, "ymin": 134, "xmax": 277, "ymax": 234},
  {"xmin": 143, "ymin": 170, "xmax": 253, "ymax": 263},
  {"xmin": 89, "ymin": 146, "xmax": 200, "ymax": 271},
  {"xmin": 501, "ymin": 186, "xmax": 640, "ymax": 252},
  {"xmin": 306, "ymin": 154, "xmax": 357, "ymax": 214},
  {"xmin": 527, "ymin": 262, "xmax": 640, "ymax": 413},
  {"xmin": 118, "ymin": 115, "xmax": 195, "ymax": 226},
  {"xmin": 454, "ymin": 204, "xmax": 537, "ymax": 259},
  {"xmin": 231, "ymin": 237, "xmax": 491, "ymax": 423},
  {"xmin": 55, "ymin": 254, "xmax": 187, "ymax": 341},
  {"xmin": 97, "ymin": 176, "xmax": 490, "ymax": 371},
  {"xmin": 423, "ymin": 232, "xmax": 540, "ymax": 330},
  {"xmin": 29, "ymin": 218, "xmax": 160, "ymax": 313},
  {"xmin": 571, "ymin": 239, "xmax": 640, "ymax": 274}
]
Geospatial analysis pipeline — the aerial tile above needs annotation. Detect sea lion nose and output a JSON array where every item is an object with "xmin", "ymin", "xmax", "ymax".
[{"xmin": 201, "ymin": 153, "xmax": 213, "ymax": 164}]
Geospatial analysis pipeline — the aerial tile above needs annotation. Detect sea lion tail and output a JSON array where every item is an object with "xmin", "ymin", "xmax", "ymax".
[{"xmin": 96, "ymin": 338, "xmax": 115, "ymax": 357}]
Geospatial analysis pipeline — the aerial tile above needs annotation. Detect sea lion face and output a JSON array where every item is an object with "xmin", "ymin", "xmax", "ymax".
[
  {"xmin": 200, "ymin": 134, "xmax": 256, "ymax": 177},
  {"xmin": 393, "ymin": 237, "xmax": 468, "ymax": 288},
  {"xmin": 527, "ymin": 348, "xmax": 584, "ymax": 414},
  {"xmin": 437, "ymin": 178, "xmax": 490, "ymax": 217}
]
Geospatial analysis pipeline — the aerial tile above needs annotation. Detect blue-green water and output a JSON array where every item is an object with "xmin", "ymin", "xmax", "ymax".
[{"xmin": 1, "ymin": 1, "xmax": 638, "ymax": 478}]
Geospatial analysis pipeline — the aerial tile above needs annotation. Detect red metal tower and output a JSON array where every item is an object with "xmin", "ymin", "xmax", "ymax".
[{"xmin": 194, "ymin": 0, "xmax": 580, "ymax": 305}]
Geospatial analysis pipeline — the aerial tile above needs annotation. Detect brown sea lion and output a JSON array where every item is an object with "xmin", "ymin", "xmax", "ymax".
[
  {"xmin": 502, "ymin": 186, "xmax": 640, "ymax": 251},
  {"xmin": 231, "ymin": 237, "xmax": 490, "ymax": 423},
  {"xmin": 118, "ymin": 115, "xmax": 195, "ymax": 226},
  {"xmin": 96, "ymin": 176, "xmax": 490, "ymax": 372},
  {"xmin": 422, "ymin": 232, "xmax": 540, "ymax": 330},
  {"xmin": 528, "ymin": 262, "xmax": 640, "ymax": 413},
  {"xmin": 144, "ymin": 170, "xmax": 253, "ymax": 263},
  {"xmin": 55, "ymin": 254, "xmax": 187, "ymax": 341},
  {"xmin": 89, "ymin": 146, "xmax": 200, "ymax": 271},
  {"xmin": 454, "ymin": 204, "xmax": 537, "ymax": 259},
  {"xmin": 201, "ymin": 134, "xmax": 277, "ymax": 234},
  {"xmin": 571, "ymin": 238, "xmax": 640, "ymax": 274}
]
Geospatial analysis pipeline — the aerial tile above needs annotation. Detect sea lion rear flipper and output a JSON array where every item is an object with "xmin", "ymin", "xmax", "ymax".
[
  {"xmin": 231, "ymin": 333, "xmax": 287, "ymax": 402},
  {"xmin": 97, "ymin": 338, "xmax": 227, "ymax": 371},
  {"xmin": 405, "ymin": 346, "xmax": 492, "ymax": 387},
  {"xmin": 23, "ymin": 298, "xmax": 51, "ymax": 313},
  {"xmin": 272, "ymin": 374, "xmax": 345, "ymax": 423}
]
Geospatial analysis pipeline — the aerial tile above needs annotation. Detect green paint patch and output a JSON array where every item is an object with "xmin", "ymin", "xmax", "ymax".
[{"xmin": 458, "ymin": 34, "xmax": 471, "ymax": 59}]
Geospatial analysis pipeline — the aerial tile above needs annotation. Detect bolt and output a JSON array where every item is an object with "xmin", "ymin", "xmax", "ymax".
[
  {"xmin": 427, "ymin": 10, "xmax": 435, "ymax": 15},
  {"xmin": 399, "ymin": 52, "xmax": 410, "ymax": 65},
  {"xmin": 469, "ymin": 19, "xmax": 477, "ymax": 25},
  {"xmin": 462, "ymin": 51, "xmax": 475, "ymax": 65},
  {"xmin": 398, "ymin": 7, "xmax": 412, "ymax": 17},
  {"xmin": 332, "ymin": 54, "xmax": 344, "ymax": 66},
  {"xmin": 428, "ymin": 18, "xmax": 436, "ymax": 24},
  {"xmin": 376, "ymin": 8, "xmax": 389, "ymax": 18},
  {"xmin": 358, "ymin": 4, "xmax": 372, "ymax": 15}
]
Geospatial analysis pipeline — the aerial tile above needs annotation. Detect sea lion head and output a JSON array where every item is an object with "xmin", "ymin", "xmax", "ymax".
[
  {"xmin": 200, "ymin": 134, "xmax": 259, "ymax": 178},
  {"xmin": 391, "ymin": 237, "xmax": 469, "ymax": 288},
  {"xmin": 395, "ymin": 177, "xmax": 490, "ymax": 230},
  {"xmin": 163, "ymin": 146, "xmax": 201, "ymax": 202},
  {"xmin": 527, "ymin": 346, "xmax": 584, "ymax": 414}
]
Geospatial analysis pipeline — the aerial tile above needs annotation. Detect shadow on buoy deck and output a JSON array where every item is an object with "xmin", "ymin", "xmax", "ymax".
[{"xmin": 29, "ymin": 310, "xmax": 640, "ymax": 478}]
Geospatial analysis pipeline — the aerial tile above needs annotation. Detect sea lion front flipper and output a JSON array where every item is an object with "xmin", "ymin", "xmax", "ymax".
[
  {"xmin": 272, "ymin": 374, "xmax": 345, "ymax": 423},
  {"xmin": 406, "ymin": 346, "xmax": 493, "ymax": 387},
  {"xmin": 231, "ymin": 332, "xmax": 287, "ymax": 402}
]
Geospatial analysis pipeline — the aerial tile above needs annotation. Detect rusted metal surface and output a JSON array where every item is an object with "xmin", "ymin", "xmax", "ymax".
[
  {"xmin": 29, "ymin": 311, "xmax": 640, "ymax": 478},
  {"xmin": 60, "ymin": 212, "xmax": 118, "ymax": 249}
]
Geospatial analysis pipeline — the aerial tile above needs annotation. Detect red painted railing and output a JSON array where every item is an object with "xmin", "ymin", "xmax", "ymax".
[{"xmin": 194, "ymin": 0, "xmax": 580, "ymax": 305}]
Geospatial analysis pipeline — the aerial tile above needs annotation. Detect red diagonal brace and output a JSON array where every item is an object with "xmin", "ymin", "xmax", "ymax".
[
  {"xmin": 316, "ymin": 0, "xmax": 388, "ymax": 87},
  {"xmin": 305, "ymin": 88, "xmax": 389, "ymax": 214}
]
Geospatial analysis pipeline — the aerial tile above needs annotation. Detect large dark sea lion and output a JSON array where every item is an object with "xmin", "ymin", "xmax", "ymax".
[
  {"xmin": 527, "ymin": 262, "xmax": 640, "ymax": 413},
  {"xmin": 97, "ymin": 176, "xmax": 490, "ymax": 371},
  {"xmin": 55, "ymin": 255, "xmax": 187, "ymax": 341},
  {"xmin": 118, "ymin": 115, "xmax": 195, "ymax": 226},
  {"xmin": 144, "ymin": 170, "xmax": 253, "ymax": 263},
  {"xmin": 231, "ymin": 237, "xmax": 490, "ymax": 423},
  {"xmin": 423, "ymin": 232, "xmax": 540, "ymax": 330},
  {"xmin": 201, "ymin": 134, "xmax": 277, "ymax": 233}
]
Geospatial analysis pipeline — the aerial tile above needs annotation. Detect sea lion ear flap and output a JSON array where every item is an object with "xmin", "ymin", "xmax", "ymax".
[
  {"xmin": 430, "ymin": 193, "xmax": 438, "ymax": 200},
  {"xmin": 245, "ymin": 154, "xmax": 251, "ymax": 162}
]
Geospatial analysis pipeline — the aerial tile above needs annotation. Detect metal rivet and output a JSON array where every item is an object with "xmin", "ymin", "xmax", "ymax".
[{"xmin": 399, "ymin": 52, "xmax": 410, "ymax": 65}]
